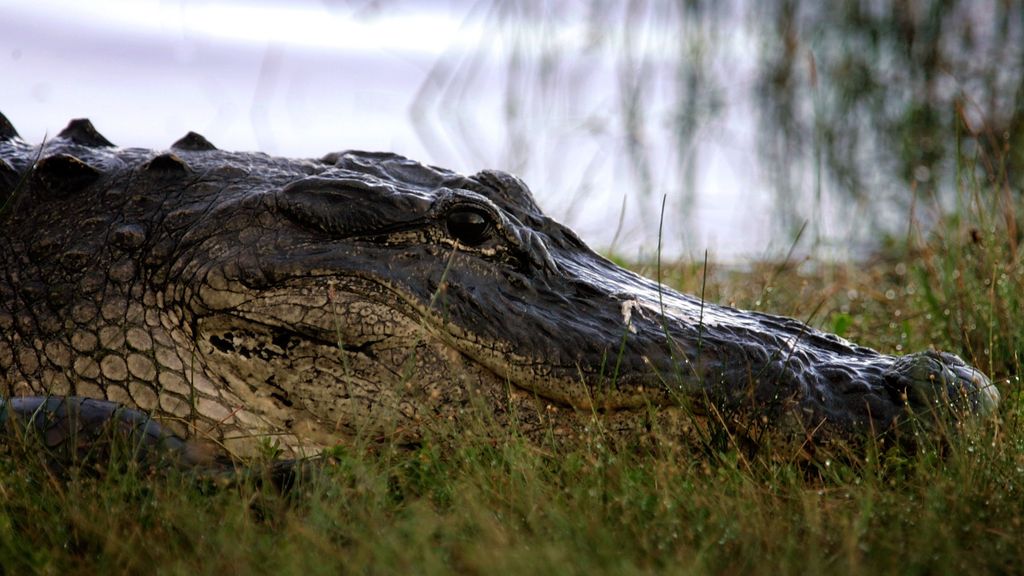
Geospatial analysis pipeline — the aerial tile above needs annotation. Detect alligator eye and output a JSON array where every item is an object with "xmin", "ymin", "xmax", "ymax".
[{"xmin": 446, "ymin": 208, "xmax": 492, "ymax": 246}]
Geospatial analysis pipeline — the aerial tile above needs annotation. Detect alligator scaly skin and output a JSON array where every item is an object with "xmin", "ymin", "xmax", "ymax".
[{"xmin": 0, "ymin": 114, "xmax": 999, "ymax": 458}]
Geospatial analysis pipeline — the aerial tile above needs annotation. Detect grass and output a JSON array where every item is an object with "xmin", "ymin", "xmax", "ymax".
[
  {"xmin": 1, "ymin": 396, "xmax": 1020, "ymax": 575},
  {"xmin": 2, "ymin": 181, "xmax": 1023, "ymax": 575}
]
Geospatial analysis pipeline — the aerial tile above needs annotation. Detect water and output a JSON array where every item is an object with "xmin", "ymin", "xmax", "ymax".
[{"xmin": 2, "ymin": 0, "xmax": 1018, "ymax": 262}]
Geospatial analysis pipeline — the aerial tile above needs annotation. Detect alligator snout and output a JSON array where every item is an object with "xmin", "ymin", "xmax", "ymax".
[
  {"xmin": 518, "ymin": 254, "xmax": 1000, "ymax": 438},
  {"xmin": 885, "ymin": 350, "xmax": 1000, "ymax": 423},
  {"xmin": 0, "ymin": 112, "xmax": 1000, "ymax": 458}
]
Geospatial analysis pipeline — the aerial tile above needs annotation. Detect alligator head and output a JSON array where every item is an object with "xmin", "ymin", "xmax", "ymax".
[{"xmin": 0, "ymin": 114, "xmax": 998, "ymax": 456}]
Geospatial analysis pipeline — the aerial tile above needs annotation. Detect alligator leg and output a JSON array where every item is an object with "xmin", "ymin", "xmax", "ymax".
[
  {"xmin": 0, "ymin": 396, "xmax": 316, "ymax": 488},
  {"xmin": 0, "ymin": 396, "xmax": 206, "ymax": 470}
]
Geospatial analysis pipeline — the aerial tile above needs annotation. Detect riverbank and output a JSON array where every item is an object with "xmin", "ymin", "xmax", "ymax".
[{"xmin": 2, "ymin": 197, "xmax": 1020, "ymax": 574}]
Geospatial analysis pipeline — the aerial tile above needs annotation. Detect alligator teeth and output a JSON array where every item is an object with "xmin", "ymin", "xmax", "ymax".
[
  {"xmin": 171, "ymin": 131, "xmax": 218, "ymax": 151},
  {"xmin": 57, "ymin": 118, "xmax": 115, "ymax": 147}
]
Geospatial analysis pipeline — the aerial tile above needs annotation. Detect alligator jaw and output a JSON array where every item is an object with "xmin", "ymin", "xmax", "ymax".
[{"xmin": 0, "ymin": 116, "xmax": 999, "ymax": 457}]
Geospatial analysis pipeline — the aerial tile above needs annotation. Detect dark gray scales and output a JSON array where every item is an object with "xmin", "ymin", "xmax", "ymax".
[{"xmin": 0, "ymin": 112, "xmax": 999, "ymax": 466}]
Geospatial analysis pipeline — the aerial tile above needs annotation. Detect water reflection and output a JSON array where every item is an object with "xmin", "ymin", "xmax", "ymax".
[{"xmin": 1, "ymin": 0, "xmax": 1019, "ymax": 261}]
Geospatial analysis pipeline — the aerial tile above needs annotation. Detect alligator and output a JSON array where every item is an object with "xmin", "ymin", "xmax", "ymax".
[{"xmin": 0, "ymin": 113, "xmax": 999, "ymax": 464}]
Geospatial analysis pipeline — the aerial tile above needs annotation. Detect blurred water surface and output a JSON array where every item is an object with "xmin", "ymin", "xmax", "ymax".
[{"xmin": 2, "ymin": 0, "xmax": 1020, "ymax": 261}]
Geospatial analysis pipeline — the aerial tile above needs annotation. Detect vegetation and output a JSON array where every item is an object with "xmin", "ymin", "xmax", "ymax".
[
  {"xmin": 420, "ymin": 0, "xmax": 1022, "ymax": 257},
  {"xmin": 4, "ymin": 2, "xmax": 1022, "ymax": 573},
  {"xmin": 1, "ymin": 171, "xmax": 1020, "ymax": 574}
]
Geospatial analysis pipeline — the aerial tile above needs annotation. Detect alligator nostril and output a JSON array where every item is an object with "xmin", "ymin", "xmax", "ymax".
[{"xmin": 887, "ymin": 350, "xmax": 998, "ymax": 420}]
